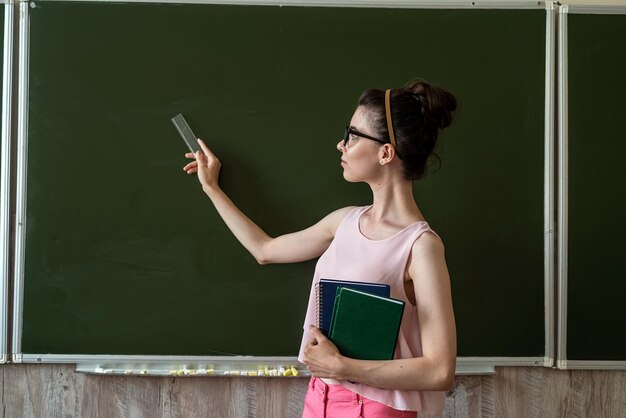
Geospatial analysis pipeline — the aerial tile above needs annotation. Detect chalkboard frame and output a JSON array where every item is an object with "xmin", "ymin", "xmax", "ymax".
[
  {"xmin": 556, "ymin": 4, "xmax": 626, "ymax": 371},
  {"xmin": 28, "ymin": 0, "xmax": 546, "ymax": 8},
  {"xmin": 9, "ymin": 0, "xmax": 554, "ymax": 375},
  {"xmin": 0, "ymin": 1, "xmax": 14, "ymax": 365}
]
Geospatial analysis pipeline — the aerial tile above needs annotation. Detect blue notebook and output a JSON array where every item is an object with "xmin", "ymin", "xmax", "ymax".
[{"xmin": 316, "ymin": 278, "xmax": 390, "ymax": 336}]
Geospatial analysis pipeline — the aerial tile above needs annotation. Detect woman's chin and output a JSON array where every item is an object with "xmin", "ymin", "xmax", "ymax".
[{"xmin": 342, "ymin": 172, "xmax": 359, "ymax": 183}]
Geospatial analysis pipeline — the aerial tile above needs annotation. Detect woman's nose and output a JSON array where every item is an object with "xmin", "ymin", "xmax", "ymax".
[{"xmin": 337, "ymin": 140, "xmax": 345, "ymax": 152}]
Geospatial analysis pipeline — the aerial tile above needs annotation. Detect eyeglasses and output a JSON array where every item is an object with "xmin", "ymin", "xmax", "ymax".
[
  {"xmin": 342, "ymin": 126, "xmax": 403, "ymax": 160},
  {"xmin": 342, "ymin": 126, "xmax": 389, "ymax": 148}
]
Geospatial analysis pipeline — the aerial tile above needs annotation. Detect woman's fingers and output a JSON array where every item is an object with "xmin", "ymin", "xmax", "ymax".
[
  {"xmin": 183, "ymin": 161, "xmax": 198, "ymax": 172},
  {"xmin": 308, "ymin": 325, "xmax": 327, "ymax": 343},
  {"xmin": 197, "ymin": 139, "xmax": 218, "ymax": 160},
  {"xmin": 182, "ymin": 139, "xmax": 221, "ymax": 191}
]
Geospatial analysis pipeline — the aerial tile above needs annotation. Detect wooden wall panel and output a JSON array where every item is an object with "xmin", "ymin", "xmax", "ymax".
[{"xmin": 2, "ymin": 364, "xmax": 625, "ymax": 418}]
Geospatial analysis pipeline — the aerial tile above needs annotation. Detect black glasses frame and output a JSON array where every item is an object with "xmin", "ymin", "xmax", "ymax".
[{"xmin": 342, "ymin": 126, "xmax": 389, "ymax": 148}]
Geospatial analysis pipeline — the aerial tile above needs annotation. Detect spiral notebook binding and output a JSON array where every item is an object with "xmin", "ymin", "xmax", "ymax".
[{"xmin": 315, "ymin": 282, "xmax": 322, "ymax": 328}]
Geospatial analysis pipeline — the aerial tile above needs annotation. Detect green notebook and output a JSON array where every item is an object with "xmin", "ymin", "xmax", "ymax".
[{"xmin": 328, "ymin": 287, "xmax": 405, "ymax": 361}]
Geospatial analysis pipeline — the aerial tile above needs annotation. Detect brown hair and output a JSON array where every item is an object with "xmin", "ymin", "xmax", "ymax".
[{"xmin": 358, "ymin": 79, "xmax": 457, "ymax": 180}]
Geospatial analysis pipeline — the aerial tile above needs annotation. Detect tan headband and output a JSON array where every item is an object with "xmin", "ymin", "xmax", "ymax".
[{"xmin": 384, "ymin": 89, "xmax": 396, "ymax": 148}]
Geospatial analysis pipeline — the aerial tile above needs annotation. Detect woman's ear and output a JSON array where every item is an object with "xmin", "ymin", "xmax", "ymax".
[{"xmin": 379, "ymin": 144, "xmax": 397, "ymax": 164}]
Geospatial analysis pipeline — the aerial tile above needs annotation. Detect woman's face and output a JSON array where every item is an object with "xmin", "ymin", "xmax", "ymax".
[{"xmin": 337, "ymin": 106, "xmax": 384, "ymax": 183}]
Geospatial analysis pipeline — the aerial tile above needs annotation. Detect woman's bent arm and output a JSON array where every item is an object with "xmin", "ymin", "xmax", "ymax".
[
  {"xmin": 303, "ymin": 232, "xmax": 457, "ymax": 391},
  {"xmin": 184, "ymin": 139, "xmax": 353, "ymax": 264}
]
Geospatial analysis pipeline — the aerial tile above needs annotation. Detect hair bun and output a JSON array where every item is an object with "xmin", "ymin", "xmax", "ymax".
[
  {"xmin": 409, "ymin": 93, "xmax": 424, "ymax": 110},
  {"xmin": 405, "ymin": 79, "xmax": 457, "ymax": 130}
]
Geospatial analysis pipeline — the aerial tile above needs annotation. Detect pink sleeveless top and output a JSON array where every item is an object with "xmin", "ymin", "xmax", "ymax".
[{"xmin": 297, "ymin": 205, "xmax": 446, "ymax": 415}]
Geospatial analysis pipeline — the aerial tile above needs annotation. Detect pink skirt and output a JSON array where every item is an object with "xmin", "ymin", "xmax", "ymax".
[{"xmin": 302, "ymin": 377, "xmax": 418, "ymax": 418}]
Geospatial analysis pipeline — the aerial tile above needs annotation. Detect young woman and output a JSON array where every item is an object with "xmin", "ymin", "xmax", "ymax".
[{"xmin": 183, "ymin": 79, "xmax": 457, "ymax": 417}]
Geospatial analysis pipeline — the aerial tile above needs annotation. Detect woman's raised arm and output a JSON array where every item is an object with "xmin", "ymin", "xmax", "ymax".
[{"xmin": 183, "ymin": 139, "xmax": 353, "ymax": 265}]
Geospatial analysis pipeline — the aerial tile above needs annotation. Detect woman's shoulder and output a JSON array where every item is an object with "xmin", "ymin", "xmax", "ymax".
[
  {"xmin": 410, "ymin": 228, "xmax": 445, "ymax": 256},
  {"xmin": 318, "ymin": 206, "xmax": 360, "ymax": 236},
  {"xmin": 326, "ymin": 205, "xmax": 360, "ymax": 225},
  {"xmin": 331, "ymin": 205, "xmax": 362, "ymax": 218}
]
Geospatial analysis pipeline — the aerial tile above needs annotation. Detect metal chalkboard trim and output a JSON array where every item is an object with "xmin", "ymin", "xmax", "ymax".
[
  {"xmin": 543, "ymin": 0, "xmax": 557, "ymax": 370},
  {"xmin": 0, "ymin": 2, "xmax": 14, "ymax": 365},
  {"xmin": 11, "ymin": 0, "xmax": 29, "ymax": 360},
  {"xmin": 18, "ymin": 354, "xmax": 547, "ymax": 375},
  {"xmin": 22, "ymin": 0, "xmax": 545, "ymax": 9},
  {"xmin": 564, "ymin": 5, "xmax": 626, "ymax": 15},
  {"xmin": 556, "ymin": 3, "xmax": 568, "ymax": 374},
  {"xmin": 557, "ymin": 360, "xmax": 626, "ymax": 370}
]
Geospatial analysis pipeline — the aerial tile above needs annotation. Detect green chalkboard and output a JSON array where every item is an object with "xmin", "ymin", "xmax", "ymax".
[
  {"xmin": 21, "ymin": 2, "xmax": 546, "ymax": 357},
  {"xmin": 567, "ymin": 13, "xmax": 626, "ymax": 361}
]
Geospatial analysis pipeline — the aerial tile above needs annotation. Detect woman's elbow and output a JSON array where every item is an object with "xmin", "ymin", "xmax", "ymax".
[
  {"xmin": 255, "ymin": 251, "xmax": 280, "ymax": 265},
  {"xmin": 254, "ymin": 240, "xmax": 274, "ymax": 265},
  {"xmin": 435, "ymin": 364, "xmax": 456, "ymax": 391},
  {"xmin": 256, "ymin": 256, "xmax": 271, "ymax": 265},
  {"xmin": 439, "ymin": 370, "xmax": 455, "ymax": 391},
  {"xmin": 255, "ymin": 236, "xmax": 296, "ymax": 265},
  {"xmin": 254, "ymin": 250, "xmax": 272, "ymax": 265}
]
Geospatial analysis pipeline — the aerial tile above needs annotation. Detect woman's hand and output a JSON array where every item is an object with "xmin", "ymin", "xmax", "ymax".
[
  {"xmin": 183, "ymin": 139, "xmax": 222, "ymax": 193},
  {"xmin": 303, "ymin": 325, "xmax": 346, "ymax": 380}
]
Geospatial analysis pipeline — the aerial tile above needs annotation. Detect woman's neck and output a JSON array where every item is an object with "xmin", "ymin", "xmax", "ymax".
[{"xmin": 367, "ymin": 177, "xmax": 423, "ymax": 225}]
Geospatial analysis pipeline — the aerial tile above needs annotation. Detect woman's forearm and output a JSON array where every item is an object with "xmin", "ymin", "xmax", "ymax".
[
  {"xmin": 339, "ymin": 355, "xmax": 455, "ymax": 392},
  {"xmin": 203, "ymin": 186, "xmax": 272, "ymax": 264}
]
